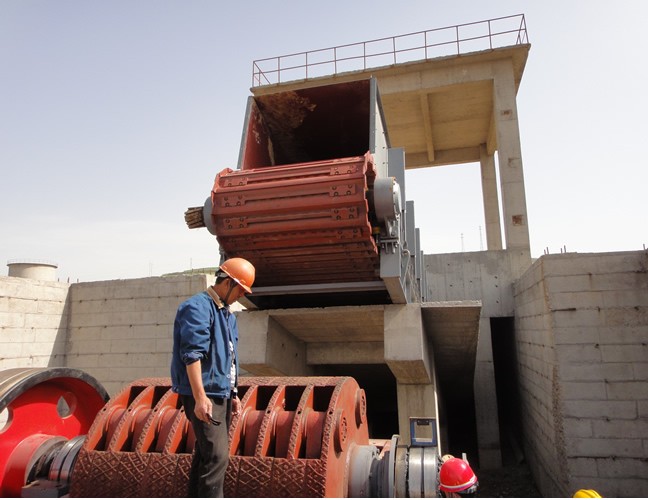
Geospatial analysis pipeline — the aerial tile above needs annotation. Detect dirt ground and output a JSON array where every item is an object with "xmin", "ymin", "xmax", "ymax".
[{"xmin": 475, "ymin": 461, "xmax": 541, "ymax": 498}]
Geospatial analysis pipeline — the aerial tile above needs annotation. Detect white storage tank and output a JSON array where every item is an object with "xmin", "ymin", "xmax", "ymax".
[{"xmin": 7, "ymin": 259, "xmax": 58, "ymax": 281}]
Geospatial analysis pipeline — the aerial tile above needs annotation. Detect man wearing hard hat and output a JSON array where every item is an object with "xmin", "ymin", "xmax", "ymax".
[{"xmin": 171, "ymin": 257, "xmax": 255, "ymax": 497}]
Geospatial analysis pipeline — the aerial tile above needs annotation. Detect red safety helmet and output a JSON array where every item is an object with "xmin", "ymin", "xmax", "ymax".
[
  {"xmin": 219, "ymin": 257, "xmax": 255, "ymax": 294},
  {"xmin": 439, "ymin": 458, "xmax": 478, "ymax": 494}
]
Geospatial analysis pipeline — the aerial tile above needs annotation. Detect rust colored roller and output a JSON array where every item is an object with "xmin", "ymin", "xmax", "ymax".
[
  {"xmin": 70, "ymin": 376, "xmax": 369, "ymax": 498},
  {"xmin": 227, "ymin": 376, "xmax": 369, "ymax": 497},
  {"xmin": 70, "ymin": 378, "xmax": 194, "ymax": 498},
  {"xmin": 210, "ymin": 153, "xmax": 380, "ymax": 287}
]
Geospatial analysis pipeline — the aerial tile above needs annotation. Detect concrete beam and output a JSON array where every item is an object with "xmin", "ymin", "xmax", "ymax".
[
  {"xmin": 261, "ymin": 305, "xmax": 385, "ymax": 343},
  {"xmin": 237, "ymin": 310, "xmax": 312, "ymax": 376},
  {"xmin": 405, "ymin": 146, "xmax": 481, "ymax": 168},
  {"xmin": 307, "ymin": 341, "xmax": 384, "ymax": 365},
  {"xmin": 419, "ymin": 92, "xmax": 435, "ymax": 162},
  {"xmin": 384, "ymin": 304, "xmax": 432, "ymax": 384}
]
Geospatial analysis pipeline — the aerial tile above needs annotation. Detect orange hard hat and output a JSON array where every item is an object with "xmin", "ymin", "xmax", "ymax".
[
  {"xmin": 219, "ymin": 257, "xmax": 255, "ymax": 294},
  {"xmin": 439, "ymin": 457, "xmax": 478, "ymax": 494}
]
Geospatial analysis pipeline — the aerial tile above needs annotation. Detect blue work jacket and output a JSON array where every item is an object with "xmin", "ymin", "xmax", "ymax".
[{"xmin": 171, "ymin": 291, "xmax": 239, "ymax": 398}]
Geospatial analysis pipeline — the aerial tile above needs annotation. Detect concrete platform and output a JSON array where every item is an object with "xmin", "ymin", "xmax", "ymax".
[{"xmin": 237, "ymin": 300, "xmax": 481, "ymax": 445}]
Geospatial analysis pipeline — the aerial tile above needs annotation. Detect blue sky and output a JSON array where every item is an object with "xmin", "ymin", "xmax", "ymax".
[{"xmin": 1, "ymin": 0, "xmax": 647, "ymax": 282}]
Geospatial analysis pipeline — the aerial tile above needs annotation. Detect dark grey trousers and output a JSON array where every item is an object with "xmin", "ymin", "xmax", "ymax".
[{"xmin": 181, "ymin": 395, "xmax": 231, "ymax": 498}]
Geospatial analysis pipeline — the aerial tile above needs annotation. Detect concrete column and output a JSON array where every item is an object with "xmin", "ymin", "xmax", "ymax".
[
  {"xmin": 480, "ymin": 144, "xmax": 503, "ymax": 250},
  {"xmin": 474, "ymin": 316, "xmax": 502, "ymax": 468},
  {"xmin": 237, "ymin": 310, "xmax": 312, "ymax": 376},
  {"xmin": 396, "ymin": 381, "xmax": 441, "ymax": 448},
  {"xmin": 384, "ymin": 304, "xmax": 431, "ymax": 384},
  {"xmin": 492, "ymin": 61, "xmax": 531, "ymax": 263},
  {"xmin": 384, "ymin": 304, "xmax": 441, "ymax": 446}
]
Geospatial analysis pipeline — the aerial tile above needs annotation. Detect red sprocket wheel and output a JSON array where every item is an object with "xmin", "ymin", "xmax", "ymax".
[{"xmin": 0, "ymin": 368, "xmax": 108, "ymax": 497}]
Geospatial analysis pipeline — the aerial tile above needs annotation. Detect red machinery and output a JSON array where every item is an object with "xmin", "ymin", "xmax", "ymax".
[
  {"xmin": 0, "ymin": 368, "xmax": 439, "ymax": 497},
  {"xmin": 0, "ymin": 368, "xmax": 108, "ymax": 497},
  {"xmin": 185, "ymin": 78, "xmax": 425, "ymax": 308},
  {"xmin": 210, "ymin": 153, "xmax": 380, "ymax": 288}
]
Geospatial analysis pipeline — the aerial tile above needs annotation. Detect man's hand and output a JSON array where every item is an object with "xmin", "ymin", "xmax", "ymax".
[
  {"xmin": 194, "ymin": 394, "xmax": 213, "ymax": 424},
  {"xmin": 232, "ymin": 395, "xmax": 241, "ymax": 417}
]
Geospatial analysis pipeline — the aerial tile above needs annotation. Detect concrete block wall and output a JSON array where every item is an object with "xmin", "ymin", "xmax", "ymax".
[
  {"xmin": 512, "ymin": 256, "xmax": 564, "ymax": 496},
  {"xmin": 65, "ymin": 274, "xmax": 210, "ymax": 396},
  {"xmin": 0, "ymin": 276, "xmax": 70, "ymax": 369},
  {"xmin": 514, "ymin": 251, "xmax": 648, "ymax": 498}
]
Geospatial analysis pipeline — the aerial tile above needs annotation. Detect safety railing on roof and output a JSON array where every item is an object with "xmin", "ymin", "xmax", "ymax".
[{"xmin": 252, "ymin": 14, "xmax": 528, "ymax": 87}]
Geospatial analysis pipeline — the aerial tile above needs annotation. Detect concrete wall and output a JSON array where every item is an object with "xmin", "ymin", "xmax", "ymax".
[
  {"xmin": 425, "ymin": 250, "xmax": 520, "ymax": 468},
  {"xmin": 65, "ymin": 274, "xmax": 209, "ymax": 395},
  {"xmin": 0, "ymin": 274, "xmax": 209, "ymax": 396},
  {"xmin": 425, "ymin": 250, "xmax": 518, "ymax": 314},
  {"xmin": 514, "ymin": 250, "xmax": 648, "ymax": 498},
  {"xmin": 0, "ymin": 276, "xmax": 69, "ymax": 369}
]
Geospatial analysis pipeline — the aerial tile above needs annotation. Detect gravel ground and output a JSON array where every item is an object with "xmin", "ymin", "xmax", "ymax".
[{"xmin": 475, "ymin": 462, "xmax": 541, "ymax": 498}]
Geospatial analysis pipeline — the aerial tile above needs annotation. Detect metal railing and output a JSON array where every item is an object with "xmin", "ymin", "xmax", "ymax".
[{"xmin": 252, "ymin": 14, "xmax": 528, "ymax": 87}]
